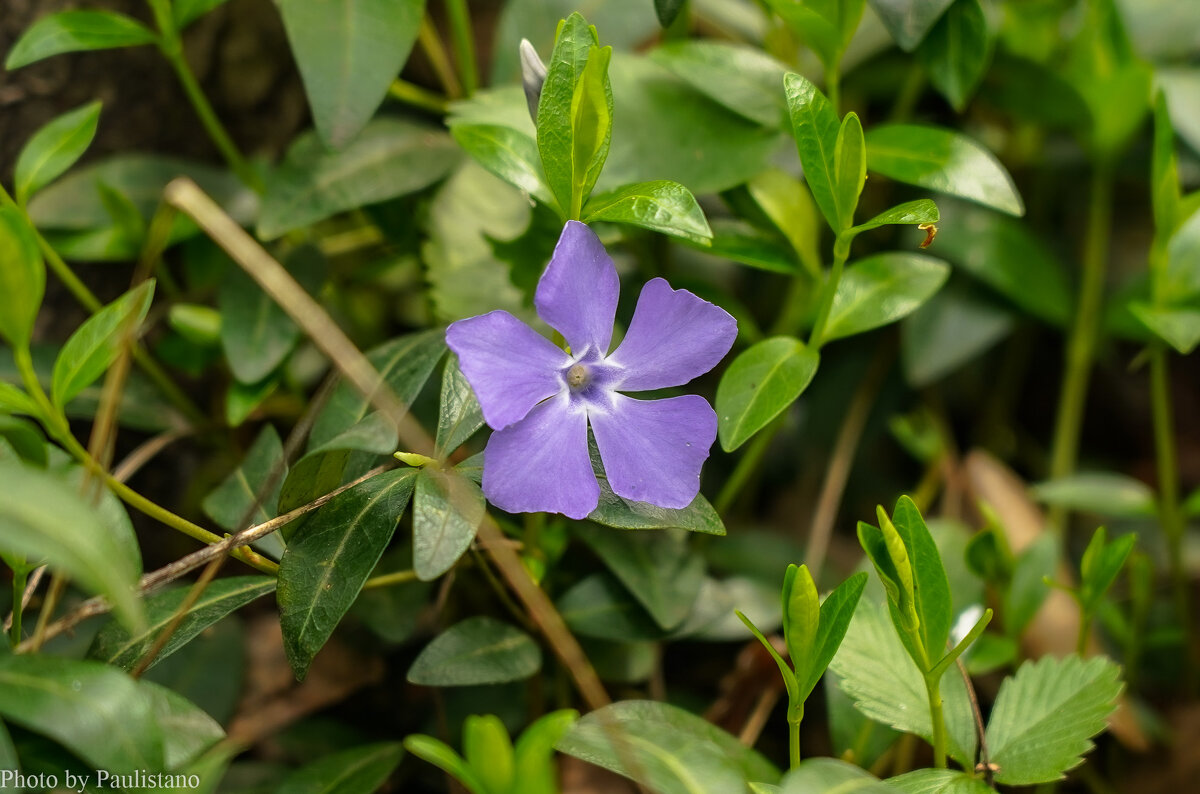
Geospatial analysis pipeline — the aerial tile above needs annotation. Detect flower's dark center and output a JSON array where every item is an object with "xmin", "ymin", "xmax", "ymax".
[{"xmin": 567, "ymin": 363, "xmax": 590, "ymax": 390}]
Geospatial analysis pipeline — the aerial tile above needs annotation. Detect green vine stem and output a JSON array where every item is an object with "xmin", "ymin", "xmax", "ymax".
[
  {"xmin": 713, "ymin": 415, "xmax": 782, "ymax": 516},
  {"xmin": 418, "ymin": 15, "xmax": 464, "ymax": 99},
  {"xmin": 389, "ymin": 78, "xmax": 450, "ymax": 114},
  {"xmin": 1149, "ymin": 346, "xmax": 1191, "ymax": 639},
  {"xmin": 789, "ymin": 716, "xmax": 802, "ymax": 769},
  {"xmin": 444, "ymin": 0, "xmax": 478, "ymax": 96},
  {"xmin": 807, "ymin": 237, "xmax": 851, "ymax": 350},
  {"xmin": 9, "ymin": 567, "xmax": 27, "ymax": 646},
  {"xmin": 1047, "ymin": 162, "xmax": 1114, "ymax": 531},
  {"xmin": 924, "ymin": 673, "xmax": 948, "ymax": 769}
]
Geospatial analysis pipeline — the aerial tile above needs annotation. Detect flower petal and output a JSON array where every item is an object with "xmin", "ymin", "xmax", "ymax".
[
  {"xmin": 607, "ymin": 278, "xmax": 737, "ymax": 391},
  {"xmin": 482, "ymin": 394, "xmax": 599, "ymax": 519},
  {"xmin": 590, "ymin": 394, "xmax": 717, "ymax": 509},
  {"xmin": 535, "ymin": 221, "xmax": 619, "ymax": 355},
  {"xmin": 446, "ymin": 310, "xmax": 569, "ymax": 430}
]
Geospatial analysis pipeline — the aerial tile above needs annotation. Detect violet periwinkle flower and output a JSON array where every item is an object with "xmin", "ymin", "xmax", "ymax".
[{"xmin": 446, "ymin": 221, "xmax": 737, "ymax": 520}]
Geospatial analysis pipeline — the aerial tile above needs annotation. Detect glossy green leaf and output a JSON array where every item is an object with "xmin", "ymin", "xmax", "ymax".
[
  {"xmin": 765, "ymin": 0, "xmax": 863, "ymax": 69},
  {"xmin": 413, "ymin": 468, "xmax": 485, "ymax": 581},
  {"xmin": 464, "ymin": 714, "xmax": 515, "ymax": 794},
  {"xmin": 1129, "ymin": 302, "xmax": 1200, "ymax": 354},
  {"xmin": 694, "ymin": 219, "xmax": 798, "ymax": 274},
  {"xmin": 889, "ymin": 768, "xmax": 996, "ymax": 794},
  {"xmin": 1031, "ymin": 473, "xmax": 1157, "ymax": 519},
  {"xmin": 866, "ymin": 124, "xmax": 1024, "ymax": 216},
  {"xmin": 1004, "ymin": 533, "xmax": 1056, "ymax": 638},
  {"xmin": 537, "ymin": 13, "xmax": 602, "ymax": 215},
  {"xmin": 779, "ymin": 759, "xmax": 893, "ymax": 794},
  {"xmin": 219, "ymin": 245, "xmax": 324, "ymax": 384},
  {"xmin": 986, "ymin": 655, "xmax": 1122, "ymax": 784},
  {"xmin": 514, "ymin": 709, "xmax": 580, "ymax": 794},
  {"xmin": 781, "ymin": 564, "xmax": 818, "ymax": 685},
  {"xmin": 556, "ymin": 573, "xmax": 667, "ymax": 641},
  {"xmin": 448, "ymin": 123, "xmax": 555, "ymax": 207},
  {"xmin": 278, "ymin": 468, "xmax": 415, "ymax": 679},
  {"xmin": 51, "ymin": 280, "xmax": 154, "ymax": 407},
  {"xmin": 0, "ymin": 459, "xmax": 143, "ymax": 630},
  {"xmin": 278, "ymin": 0, "xmax": 426, "ymax": 149},
  {"xmin": 559, "ymin": 700, "xmax": 780, "ymax": 793},
  {"xmin": 784, "ymin": 73, "xmax": 842, "ymax": 232},
  {"xmin": 850, "ymin": 199, "xmax": 940, "ymax": 237},
  {"xmin": 14, "ymin": 101, "xmax": 102, "ymax": 205},
  {"xmin": 902, "ymin": 283, "xmax": 1015, "ymax": 387},
  {"xmin": 89, "ymin": 577, "xmax": 275, "ymax": 672},
  {"xmin": 828, "ymin": 598, "xmax": 976, "ymax": 767},
  {"xmin": 797, "ymin": 572, "xmax": 868, "ymax": 698},
  {"xmin": 277, "ymin": 448, "xmax": 352, "ymax": 531},
  {"xmin": 716, "ymin": 336, "xmax": 820, "ymax": 451},
  {"xmin": 435, "ymin": 356, "xmax": 485, "ymax": 458},
  {"xmin": 5, "ymin": 11, "xmax": 158, "ymax": 70},
  {"xmin": 309, "ymin": 329, "xmax": 446, "ymax": 454},
  {"xmin": 259, "ymin": 119, "xmax": 459, "ymax": 239},
  {"xmin": 586, "ymin": 441, "xmax": 725, "ymax": 535},
  {"xmin": 583, "ymin": 180, "xmax": 712, "ymax": 244},
  {"xmin": 916, "ymin": 0, "xmax": 990, "ymax": 111},
  {"xmin": 174, "ymin": 0, "xmax": 233, "ymax": 28},
  {"xmin": 202, "ymin": 425, "xmax": 287, "ymax": 532},
  {"xmin": 823, "ymin": 253, "xmax": 949, "ymax": 343},
  {"xmin": 893, "ymin": 496, "xmax": 954, "ymax": 663},
  {"xmin": 575, "ymin": 526, "xmax": 705, "ymax": 630},
  {"xmin": 834, "ymin": 113, "xmax": 867, "ymax": 229},
  {"xmin": 407, "ymin": 616, "xmax": 541, "ymax": 686},
  {"xmin": 275, "ymin": 742, "xmax": 405, "ymax": 794},
  {"xmin": 404, "ymin": 735, "xmax": 488, "ymax": 793},
  {"xmin": 869, "ymin": 0, "xmax": 956, "ymax": 51},
  {"xmin": 55, "ymin": 463, "xmax": 142, "ymax": 577},
  {"xmin": 568, "ymin": 45, "xmax": 614, "ymax": 216},
  {"xmin": 650, "ymin": 41, "xmax": 788, "ymax": 128},
  {"xmin": 0, "ymin": 654, "xmax": 163, "ymax": 774},
  {"xmin": 0, "ymin": 207, "xmax": 45, "ymax": 351}
]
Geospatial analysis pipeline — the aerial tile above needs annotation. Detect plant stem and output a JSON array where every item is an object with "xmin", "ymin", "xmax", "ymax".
[
  {"xmin": 807, "ymin": 240, "xmax": 849, "ymax": 350},
  {"xmin": 924, "ymin": 674, "xmax": 947, "ymax": 769},
  {"xmin": 1076, "ymin": 611, "xmax": 1091, "ymax": 656},
  {"xmin": 362, "ymin": 569, "xmax": 419, "ymax": 589},
  {"xmin": 443, "ymin": 0, "xmax": 477, "ymax": 96},
  {"xmin": 714, "ymin": 416, "xmax": 781, "ymax": 516},
  {"xmin": 388, "ymin": 78, "xmax": 450, "ymax": 114},
  {"xmin": 9, "ymin": 568, "xmax": 26, "ymax": 646},
  {"xmin": 1149, "ymin": 345, "xmax": 1191, "ymax": 642},
  {"xmin": 826, "ymin": 66, "xmax": 841, "ymax": 116},
  {"xmin": 1047, "ymin": 163, "xmax": 1114, "ymax": 532},
  {"xmin": 789, "ymin": 719, "xmax": 801, "ymax": 769},
  {"xmin": 419, "ymin": 16, "xmax": 463, "ymax": 99}
]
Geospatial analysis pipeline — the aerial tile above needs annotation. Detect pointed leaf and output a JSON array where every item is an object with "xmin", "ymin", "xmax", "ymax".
[
  {"xmin": 557, "ymin": 573, "xmax": 668, "ymax": 642},
  {"xmin": 202, "ymin": 424, "xmax": 287, "ymax": 532},
  {"xmin": 823, "ymin": 253, "xmax": 949, "ymax": 342},
  {"xmin": 435, "ymin": 355, "xmax": 485, "ymax": 458},
  {"xmin": 916, "ymin": 0, "xmax": 991, "ymax": 111},
  {"xmin": 277, "ymin": 468, "xmax": 417, "ymax": 679},
  {"xmin": 869, "ymin": 0, "xmax": 957, "ymax": 51},
  {"xmin": 850, "ymin": 199, "xmax": 940, "ymax": 236},
  {"xmin": 404, "ymin": 735, "xmax": 488, "ymax": 794},
  {"xmin": 537, "ymin": 13, "xmax": 601, "ymax": 215},
  {"xmin": 175, "ymin": 0, "xmax": 233, "ymax": 29},
  {"xmin": 779, "ymin": 758, "xmax": 894, "ymax": 793},
  {"xmin": 782, "ymin": 564, "xmax": 819, "ymax": 685},
  {"xmin": 834, "ymin": 113, "xmax": 867, "ymax": 229},
  {"xmin": 14, "ymin": 101, "xmax": 102, "ymax": 204},
  {"xmin": 407, "ymin": 616, "xmax": 541, "ymax": 686},
  {"xmin": 464, "ymin": 715, "xmax": 515, "ymax": 794},
  {"xmin": 51, "ymin": 280, "xmax": 154, "ymax": 406},
  {"xmin": 797, "ymin": 571, "xmax": 868, "ymax": 698},
  {"xmin": 1030, "ymin": 473, "xmax": 1157, "ymax": 519},
  {"xmin": 583, "ymin": 180, "xmax": 712, "ymax": 244},
  {"xmin": 449, "ymin": 123, "xmax": 555, "ymax": 207},
  {"xmin": 514, "ymin": 710, "xmax": 580, "ymax": 794},
  {"xmin": 276, "ymin": 742, "xmax": 405, "ymax": 794},
  {"xmin": 1004, "ymin": 533, "xmax": 1056, "ymax": 637},
  {"xmin": 985, "ymin": 655, "xmax": 1122, "ymax": 784},
  {"xmin": 0, "ymin": 207, "xmax": 45, "ymax": 350},
  {"xmin": 892, "ymin": 495, "xmax": 954, "ymax": 664},
  {"xmin": 716, "ymin": 336, "xmax": 820, "ymax": 451},
  {"xmin": 1130, "ymin": 301, "xmax": 1200, "ymax": 354},
  {"xmin": 413, "ymin": 467, "xmax": 485, "ymax": 580},
  {"xmin": 784, "ymin": 73, "xmax": 842, "ymax": 232},
  {"xmin": 650, "ymin": 41, "xmax": 788, "ymax": 128},
  {"xmin": 5, "ymin": 11, "xmax": 157, "ymax": 70},
  {"xmin": 889, "ymin": 769, "xmax": 996, "ymax": 794}
]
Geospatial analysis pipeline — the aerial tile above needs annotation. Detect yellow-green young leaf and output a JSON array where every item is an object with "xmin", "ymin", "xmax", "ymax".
[
  {"xmin": 784, "ymin": 73, "xmax": 842, "ymax": 232},
  {"xmin": 833, "ymin": 113, "xmax": 866, "ymax": 230},
  {"xmin": 568, "ymin": 45, "xmax": 614, "ymax": 216},
  {"xmin": 849, "ymin": 199, "xmax": 939, "ymax": 237},
  {"xmin": 583, "ymin": 180, "xmax": 711, "ymax": 244},
  {"xmin": 747, "ymin": 169, "xmax": 822, "ymax": 274},
  {"xmin": 514, "ymin": 710, "xmax": 579, "ymax": 794},
  {"xmin": 405, "ymin": 735, "xmax": 489, "ymax": 794},
  {"xmin": 891, "ymin": 496, "xmax": 954, "ymax": 663},
  {"xmin": 1130, "ymin": 302, "xmax": 1200, "ymax": 355},
  {"xmin": 782, "ymin": 564, "xmax": 819, "ymax": 679},
  {"xmin": 51, "ymin": 280, "xmax": 155, "ymax": 407},
  {"xmin": 716, "ymin": 336, "xmax": 820, "ymax": 451},
  {"xmin": 537, "ymin": 13, "xmax": 601, "ymax": 214},
  {"xmin": 797, "ymin": 571, "xmax": 867, "ymax": 699},
  {"xmin": 0, "ymin": 460, "xmax": 144, "ymax": 631},
  {"xmin": 15, "ymin": 101, "xmax": 102, "ymax": 205},
  {"xmin": 275, "ymin": 742, "xmax": 406, "ymax": 794},
  {"xmin": 0, "ymin": 208, "xmax": 45, "ymax": 349},
  {"xmin": 1151, "ymin": 92, "xmax": 1182, "ymax": 237},
  {"xmin": 464, "ymin": 715, "xmax": 515, "ymax": 794},
  {"xmin": 876, "ymin": 508, "xmax": 917, "ymax": 626},
  {"xmin": 4, "ymin": 11, "xmax": 158, "ymax": 70}
]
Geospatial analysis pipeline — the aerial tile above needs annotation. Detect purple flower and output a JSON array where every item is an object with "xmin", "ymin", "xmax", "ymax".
[{"xmin": 446, "ymin": 221, "xmax": 737, "ymax": 520}]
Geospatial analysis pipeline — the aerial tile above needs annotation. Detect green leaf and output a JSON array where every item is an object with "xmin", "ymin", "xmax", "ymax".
[
  {"xmin": 51, "ymin": 280, "xmax": 154, "ymax": 407},
  {"xmin": 0, "ymin": 654, "xmax": 163, "ymax": 774},
  {"xmin": 654, "ymin": 0, "xmax": 687, "ymax": 27},
  {"xmin": 737, "ymin": 610, "xmax": 800, "ymax": 705},
  {"xmin": 14, "ymin": 101, "xmax": 102, "ymax": 205},
  {"xmin": 464, "ymin": 714, "xmax": 515, "ymax": 794},
  {"xmin": 557, "ymin": 574, "xmax": 667, "ymax": 641},
  {"xmin": 1164, "ymin": 209, "xmax": 1200, "ymax": 303},
  {"xmin": 834, "ymin": 113, "xmax": 867, "ymax": 229},
  {"xmin": 0, "ymin": 719, "xmax": 17, "ymax": 777},
  {"xmin": 575, "ymin": 526, "xmax": 705, "ymax": 630},
  {"xmin": 650, "ymin": 41, "xmax": 788, "ymax": 128},
  {"xmin": 259, "ymin": 119, "xmax": 460, "ymax": 239},
  {"xmin": 0, "ymin": 207, "xmax": 45, "ymax": 351},
  {"xmin": 1079, "ymin": 527, "xmax": 1136, "ymax": 611},
  {"xmin": 1030, "ymin": 473, "xmax": 1157, "ymax": 519},
  {"xmin": 692, "ymin": 220, "xmax": 798, "ymax": 274},
  {"xmin": 916, "ymin": 0, "xmax": 990, "ymax": 111},
  {"xmin": 933, "ymin": 205, "xmax": 1071, "ymax": 325},
  {"xmin": 277, "ymin": 448, "xmax": 352, "ymax": 531},
  {"xmin": 275, "ymin": 742, "xmax": 405, "ymax": 794},
  {"xmin": 1004, "ymin": 533, "xmax": 1056, "ymax": 638},
  {"xmin": 174, "ymin": 0, "xmax": 233, "ymax": 28},
  {"xmin": 902, "ymin": 283, "xmax": 1015, "ymax": 387},
  {"xmin": 828, "ymin": 599, "xmax": 976, "ymax": 767},
  {"xmin": 823, "ymin": 253, "xmax": 949, "ymax": 342},
  {"xmin": 765, "ymin": 0, "xmax": 862, "ymax": 69},
  {"xmin": 407, "ymin": 616, "xmax": 541, "ymax": 686},
  {"xmin": 537, "ymin": 13, "xmax": 602, "ymax": 216},
  {"xmin": 747, "ymin": 169, "xmax": 821, "ymax": 274},
  {"xmin": 716, "ymin": 336, "xmax": 820, "ymax": 452},
  {"xmin": 985, "ymin": 654, "xmax": 1122, "ymax": 784},
  {"xmin": 5, "ymin": 11, "xmax": 158, "ymax": 70},
  {"xmin": 308, "ymin": 329, "xmax": 446, "ymax": 454},
  {"xmin": 891, "ymin": 496, "xmax": 954, "ymax": 665},
  {"xmin": 1159, "ymin": 67, "xmax": 1200, "ymax": 155},
  {"xmin": 779, "ymin": 759, "xmax": 893, "ymax": 793},
  {"xmin": 784, "ymin": 72, "xmax": 842, "ymax": 232},
  {"xmin": 888, "ymin": 768, "xmax": 996, "ymax": 794},
  {"xmin": 278, "ymin": 468, "xmax": 416, "ymax": 679},
  {"xmin": 0, "ymin": 415, "xmax": 47, "ymax": 467},
  {"xmin": 1130, "ymin": 302, "xmax": 1200, "ymax": 354},
  {"xmin": 404, "ymin": 734, "xmax": 489, "ymax": 794},
  {"xmin": 226, "ymin": 375, "xmax": 277, "ymax": 427},
  {"xmin": 781, "ymin": 564, "xmax": 819, "ymax": 687},
  {"xmin": 866, "ymin": 124, "xmax": 1024, "ymax": 216},
  {"xmin": 850, "ymin": 199, "xmax": 940, "ymax": 237},
  {"xmin": 514, "ymin": 710, "xmax": 580, "ymax": 794},
  {"xmin": 435, "ymin": 356, "xmax": 485, "ymax": 458},
  {"xmin": 55, "ymin": 463, "xmax": 142, "ymax": 577},
  {"xmin": 219, "ymin": 244, "xmax": 325, "ymax": 384},
  {"xmin": 202, "ymin": 424, "xmax": 287, "ymax": 532},
  {"xmin": 278, "ymin": 0, "xmax": 426, "ymax": 149},
  {"xmin": 413, "ymin": 468, "xmax": 485, "ymax": 581},
  {"xmin": 0, "ymin": 382, "xmax": 39, "ymax": 417},
  {"xmin": 142, "ymin": 682, "xmax": 225, "ymax": 771},
  {"xmin": 869, "ymin": 0, "xmax": 957, "ymax": 51},
  {"xmin": 0, "ymin": 459, "xmax": 144, "ymax": 631},
  {"xmin": 448, "ymin": 123, "xmax": 555, "ymax": 207},
  {"xmin": 586, "ymin": 441, "xmax": 725, "ymax": 535},
  {"xmin": 88, "ymin": 576, "xmax": 275, "ymax": 672},
  {"xmin": 556, "ymin": 700, "xmax": 781, "ymax": 794},
  {"xmin": 583, "ymin": 180, "xmax": 712, "ymax": 244},
  {"xmin": 797, "ymin": 572, "xmax": 868, "ymax": 699}
]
